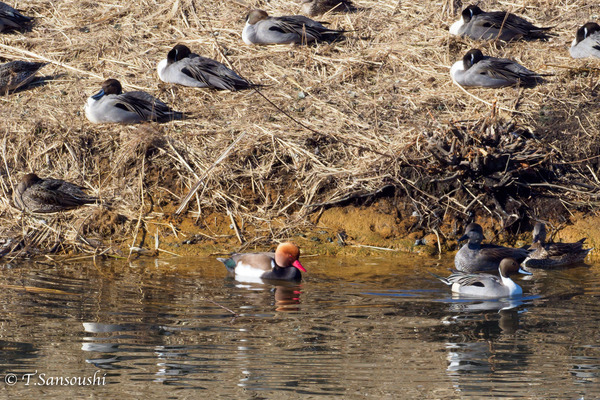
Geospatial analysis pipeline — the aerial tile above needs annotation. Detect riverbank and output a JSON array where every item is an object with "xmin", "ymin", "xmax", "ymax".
[{"xmin": 0, "ymin": 0, "xmax": 599, "ymax": 259}]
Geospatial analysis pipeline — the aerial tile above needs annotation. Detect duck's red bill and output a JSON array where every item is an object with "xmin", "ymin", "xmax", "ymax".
[{"xmin": 293, "ymin": 260, "xmax": 306, "ymax": 272}]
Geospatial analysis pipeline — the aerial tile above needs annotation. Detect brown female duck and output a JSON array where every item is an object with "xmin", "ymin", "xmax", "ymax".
[
  {"xmin": 522, "ymin": 223, "xmax": 591, "ymax": 268},
  {"xmin": 13, "ymin": 173, "xmax": 98, "ymax": 213}
]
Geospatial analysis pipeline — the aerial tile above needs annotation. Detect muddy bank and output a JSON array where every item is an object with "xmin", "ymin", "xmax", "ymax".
[
  {"xmin": 140, "ymin": 198, "xmax": 597, "ymax": 260},
  {"xmin": 3, "ymin": 110, "xmax": 600, "ymax": 260}
]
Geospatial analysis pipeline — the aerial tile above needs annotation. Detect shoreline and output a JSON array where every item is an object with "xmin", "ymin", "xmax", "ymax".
[{"xmin": 1, "ymin": 1, "xmax": 599, "ymax": 260}]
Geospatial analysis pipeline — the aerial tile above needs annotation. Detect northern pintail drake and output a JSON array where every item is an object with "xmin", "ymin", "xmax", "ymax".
[
  {"xmin": 570, "ymin": 22, "xmax": 600, "ymax": 59},
  {"xmin": 522, "ymin": 222, "xmax": 592, "ymax": 268},
  {"xmin": 434, "ymin": 258, "xmax": 528, "ymax": 298},
  {"xmin": 85, "ymin": 79, "xmax": 183, "ymax": 124},
  {"xmin": 217, "ymin": 242, "xmax": 306, "ymax": 281},
  {"xmin": 13, "ymin": 173, "xmax": 98, "ymax": 213},
  {"xmin": 157, "ymin": 44, "xmax": 253, "ymax": 91},
  {"xmin": 455, "ymin": 223, "xmax": 530, "ymax": 273},
  {"xmin": 0, "ymin": 60, "xmax": 46, "ymax": 94},
  {"xmin": 450, "ymin": 48, "xmax": 545, "ymax": 88},
  {"xmin": 242, "ymin": 9, "xmax": 345, "ymax": 45},
  {"xmin": 301, "ymin": 0, "xmax": 356, "ymax": 17},
  {"xmin": 0, "ymin": 2, "xmax": 32, "ymax": 32},
  {"xmin": 449, "ymin": 5, "xmax": 552, "ymax": 41}
]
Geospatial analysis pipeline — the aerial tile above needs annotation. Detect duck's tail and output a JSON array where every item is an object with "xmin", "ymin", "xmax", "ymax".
[{"xmin": 428, "ymin": 271, "xmax": 452, "ymax": 286}]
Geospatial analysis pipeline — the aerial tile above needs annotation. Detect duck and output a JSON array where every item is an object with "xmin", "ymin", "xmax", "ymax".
[
  {"xmin": 433, "ymin": 258, "xmax": 528, "ymax": 298},
  {"xmin": 449, "ymin": 5, "xmax": 552, "ymax": 41},
  {"xmin": 242, "ymin": 9, "xmax": 345, "ymax": 45},
  {"xmin": 0, "ymin": 60, "xmax": 46, "ymax": 94},
  {"xmin": 454, "ymin": 223, "xmax": 530, "ymax": 273},
  {"xmin": 157, "ymin": 44, "xmax": 253, "ymax": 91},
  {"xmin": 301, "ymin": 0, "xmax": 356, "ymax": 17},
  {"xmin": 217, "ymin": 242, "xmax": 306, "ymax": 281},
  {"xmin": 522, "ymin": 222, "xmax": 592, "ymax": 268},
  {"xmin": 0, "ymin": 1, "xmax": 32, "ymax": 32},
  {"xmin": 13, "ymin": 173, "xmax": 98, "ymax": 213},
  {"xmin": 85, "ymin": 78, "xmax": 183, "ymax": 124},
  {"xmin": 570, "ymin": 22, "xmax": 600, "ymax": 59},
  {"xmin": 450, "ymin": 48, "xmax": 545, "ymax": 88}
]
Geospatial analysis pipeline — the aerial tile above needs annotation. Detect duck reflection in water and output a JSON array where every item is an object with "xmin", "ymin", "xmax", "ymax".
[
  {"xmin": 231, "ymin": 279, "xmax": 303, "ymax": 312},
  {"xmin": 445, "ymin": 309, "xmax": 523, "ymax": 392},
  {"xmin": 273, "ymin": 285, "xmax": 302, "ymax": 312}
]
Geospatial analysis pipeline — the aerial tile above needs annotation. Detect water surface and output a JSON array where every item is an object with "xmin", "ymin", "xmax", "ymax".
[{"xmin": 0, "ymin": 254, "xmax": 598, "ymax": 398}]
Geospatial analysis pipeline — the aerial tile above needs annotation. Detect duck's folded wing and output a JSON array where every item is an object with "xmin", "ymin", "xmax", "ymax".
[
  {"xmin": 0, "ymin": 4, "xmax": 32, "ymax": 26},
  {"xmin": 229, "ymin": 252, "xmax": 275, "ymax": 272},
  {"xmin": 24, "ymin": 187, "xmax": 88, "ymax": 210},
  {"xmin": 181, "ymin": 57, "xmax": 250, "ymax": 91},
  {"xmin": 41, "ymin": 179, "xmax": 97, "ymax": 204},
  {"xmin": 503, "ymin": 14, "xmax": 541, "ymax": 32},
  {"xmin": 473, "ymin": 12, "xmax": 534, "ymax": 35},
  {"xmin": 475, "ymin": 59, "xmax": 541, "ymax": 86},
  {"xmin": 269, "ymin": 17, "xmax": 330, "ymax": 41},
  {"xmin": 447, "ymin": 271, "xmax": 500, "ymax": 287},
  {"xmin": 546, "ymin": 241, "xmax": 585, "ymax": 255},
  {"xmin": 480, "ymin": 244, "xmax": 531, "ymax": 261},
  {"xmin": 117, "ymin": 92, "xmax": 177, "ymax": 120}
]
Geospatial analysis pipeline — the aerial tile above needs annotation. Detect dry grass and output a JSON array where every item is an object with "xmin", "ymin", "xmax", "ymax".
[{"xmin": 1, "ymin": 0, "xmax": 600, "ymax": 256}]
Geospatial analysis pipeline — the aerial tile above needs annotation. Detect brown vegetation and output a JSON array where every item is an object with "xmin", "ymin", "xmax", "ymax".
[{"xmin": 1, "ymin": 0, "xmax": 600, "ymax": 258}]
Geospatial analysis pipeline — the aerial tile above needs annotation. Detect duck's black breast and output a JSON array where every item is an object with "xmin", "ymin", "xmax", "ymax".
[{"xmin": 261, "ymin": 266, "xmax": 302, "ymax": 281}]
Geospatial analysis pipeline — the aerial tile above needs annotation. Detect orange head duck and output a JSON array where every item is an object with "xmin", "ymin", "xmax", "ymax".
[{"xmin": 217, "ymin": 242, "xmax": 306, "ymax": 282}]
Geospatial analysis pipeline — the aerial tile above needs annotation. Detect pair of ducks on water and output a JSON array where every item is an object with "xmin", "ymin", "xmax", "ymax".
[
  {"xmin": 4, "ymin": 3, "xmax": 600, "ymax": 112},
  {"xmin": 437, "ymin": 222, "xmax": 591, "ymax": 298}
]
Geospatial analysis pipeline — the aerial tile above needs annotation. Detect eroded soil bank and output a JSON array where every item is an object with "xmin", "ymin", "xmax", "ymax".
[{"xmin": 128, "ymin": 196, "xmax": 598, "ymax": 260}]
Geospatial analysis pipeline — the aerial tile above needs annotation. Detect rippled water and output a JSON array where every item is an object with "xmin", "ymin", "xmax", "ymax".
[{"xmin": 0, "ymin": 254, "xmax": 599, "ymax": 398}]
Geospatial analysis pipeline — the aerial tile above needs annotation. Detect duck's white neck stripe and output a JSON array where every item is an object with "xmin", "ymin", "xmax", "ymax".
[{"xmin": 501, "ymin": 275, "xmax": 522, "ymax": 296}]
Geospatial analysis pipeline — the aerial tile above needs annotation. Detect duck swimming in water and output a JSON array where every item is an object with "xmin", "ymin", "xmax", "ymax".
[
  {"xmin": 217, "ymin": 242, "xmax": 306, "ymax": 282},
  {"xmin": 522, "ymin": 222, "xmax": 592, "ymax": 268},
  {"xmin": 454, "ymin": 223, "xmax": 531, "ymax": 272},
  {"xmin": 433, "ymin": 258, "xmax": 529, "ymax": 298}
]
